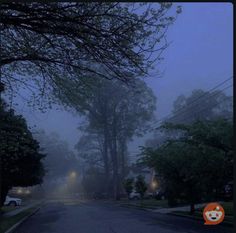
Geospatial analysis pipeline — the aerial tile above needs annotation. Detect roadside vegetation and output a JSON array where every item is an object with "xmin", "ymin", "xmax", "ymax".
[
  {"xmin": 117, "ymin": 199, "xmax": 169, "ymax": 210},
  {"xmin": 0, "ymin": 206, "xmax": 39, "ymax": 233},
  {"xmin": 0, "ymin": 2, "xmax": 180, "ymax": 206},
  {"xmin": 0, "ymin": 3, "xmax": 232, "ymax": 230},
  {"xmin": 172, "ymin": 201, "xmax": 233, "ymax": 225},
  {"xmin": 139, "ymin": 89, "xmax": 233, "ymax": 214}
]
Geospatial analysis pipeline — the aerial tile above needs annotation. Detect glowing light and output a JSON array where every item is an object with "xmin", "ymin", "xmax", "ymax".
[
  {"xmin": 17, "ymin": 188, "xmax": 23, "ymax": 194},
  {"xmin": 151, "ymin": 181, "xmax": 158, "ymax": 190},
  {"xmin": 69, "ymin": 171, "xmax": 77, "ymax": 179},
  {"xmin": 25, "ymin": 190, "xmax": 31, "ymax": 194}
]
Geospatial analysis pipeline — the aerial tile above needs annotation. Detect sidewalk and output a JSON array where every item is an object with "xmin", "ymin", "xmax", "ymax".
[
  {"xmin": 3, "ymin": 201, "xmax": 42, "ymax": 217},
  {"xmin": 151, "ymin": 203, "xmax": 206, "ymax": 214}
]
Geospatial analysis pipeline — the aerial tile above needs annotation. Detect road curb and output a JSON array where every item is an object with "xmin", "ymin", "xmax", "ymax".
[
  {"xmin": 168, "ymin": 212, "xmax": 234, "ymax": 227},
  {"xmin": 4, "ymin": 206, "xmax": 41, "ymax": 233},
  {"xmin": 120, "ymin": 204, "xmax": 234, "ymax": 228},
  {"xmin": 118, "ymin": 204, "xmax": 152, "ymax": 211}
]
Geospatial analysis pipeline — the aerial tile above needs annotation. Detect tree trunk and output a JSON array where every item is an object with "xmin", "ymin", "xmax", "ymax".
[
  {"xmin": 120, "ymin": 138, "xmax": 127, "ymax": 181},
  {"xmin": 112, "ymin": 140, "xmax": 119, "ymax": 200},
  {"xmin": 103, "ymin": 125, "xmax": 110, "ymax": 197},
  {"xmin": 190, "ymin": 203, "xmax": 195, "ymax": 215},
  {"xmin": 0, "ymin": 184, "xmax": 9, "ymax": 208},
  {"xmin": 110, "ymin": 114, "xmax": 120, "ymax": 200}
]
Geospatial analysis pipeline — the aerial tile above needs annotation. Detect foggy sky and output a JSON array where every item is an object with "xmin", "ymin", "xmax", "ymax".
[{"xmin": 12, "ymin": 3, "xmax": 233, "ymax": 156}]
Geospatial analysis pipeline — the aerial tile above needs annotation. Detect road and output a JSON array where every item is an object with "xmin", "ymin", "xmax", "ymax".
[{"xmin": 15, "ymin": 199, "xmax": 233, "ymax": 233}]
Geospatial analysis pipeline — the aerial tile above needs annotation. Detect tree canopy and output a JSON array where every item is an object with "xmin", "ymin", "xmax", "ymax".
[
  {"xmin": 167, "ymin": 89, "xmax": 233, "ymax": 124},
  {"xmin": 0, "ymin": 102, "xmax": 45, "ymax": 206},
  {"xmin": 140, "ymin": 119, "xmax": 233, "ymax": 211},
  {"xmin": 73, "ymin": 78, "xmax": 156, "ymax": 199},
  {"xmin": 1, "ymin": 2, "xmax": 181, "ymax": 104},
  {"xmin": 146, "ymin": 88, "xmax": 232, "ymax": 149},
  {"xmin": 123, "ymin": 178, "xmax": 134, "ymax": 196},
  {"xmin": 135, "ymin": 175, "xmax": 147, "ymax": 199}
]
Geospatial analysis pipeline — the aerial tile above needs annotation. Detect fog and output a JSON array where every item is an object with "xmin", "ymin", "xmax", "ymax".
[
  {"xmin": 2, "ymin": 3, "xmax": 233, "ymax": 198},
  {"xmin": 10, "ymin": 3, "xmax": 232, "ymax": 154},
  {"xmin": 1, "ymin": 4, "xmax": 234, "ymax": 233}
]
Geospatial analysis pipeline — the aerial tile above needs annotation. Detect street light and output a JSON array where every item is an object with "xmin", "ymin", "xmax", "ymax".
[
  {"xmin": 25, "ymin": 189, "xmax": 31, "ymax": 194},
  {"xmin": 151, "ymin": 180, "xmax": 158, "ymax": 190},
  {"xmin": 69, "ymin": 171, "xmax": 77, "ymax": 179},
  {"xmin": 17, "ymin": 188, "xmax": 23, "ymax": 194}
]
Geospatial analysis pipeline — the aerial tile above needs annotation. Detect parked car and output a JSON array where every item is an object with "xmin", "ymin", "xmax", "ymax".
[
  {"xmin": 144, "ymin": 192, "xmax": 154, "ymax": 199},
  {"xmin": 220, "ymin": 181, "xmax": 233, "ymax": 201},
  {"xmin": 129, "ymin": 191, "xmax": 141, "ymax": 200},
  {"xmin": 224, "ymin": 182, "xmax": 233, "ymax": 200},
  {"xmin": 4, "ymin": 195, "xmax": 22, "ymax": 206}
]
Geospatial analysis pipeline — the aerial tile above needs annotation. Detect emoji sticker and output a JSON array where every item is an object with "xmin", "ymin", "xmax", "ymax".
[{"xmin": 203, "ymin": 202, "xmax": 225, "ymax": 225}]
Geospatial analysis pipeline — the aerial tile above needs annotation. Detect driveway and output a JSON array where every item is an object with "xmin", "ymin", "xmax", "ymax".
[{"xmin": 14, "ymin": 199, "xmax": 233, "ymax": 233}]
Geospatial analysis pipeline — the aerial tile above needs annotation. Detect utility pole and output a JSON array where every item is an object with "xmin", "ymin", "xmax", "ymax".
[
  {"xmin": 0, "ymin": 38, "xmax": 4, "ymax": 202},
  {"xmin": 0, "ymin": 78, "xmax": 3, "ymax": 206}
]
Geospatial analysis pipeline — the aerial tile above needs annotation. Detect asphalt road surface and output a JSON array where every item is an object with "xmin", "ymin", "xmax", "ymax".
[{"xmin": 15, "ymin": 199, "xmax": 233, "ymax": 233}]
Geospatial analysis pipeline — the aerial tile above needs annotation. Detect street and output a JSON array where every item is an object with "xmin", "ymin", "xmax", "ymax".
[{"xmin": 14, "ymin": 199, "xmax": 233, "ymax": 233}]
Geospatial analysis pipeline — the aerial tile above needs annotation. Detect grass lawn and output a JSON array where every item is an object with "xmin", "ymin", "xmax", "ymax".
[
  {"xmin": 0, "ymin": 206, "xmax": 18, "ymax": 214},
  {"xmin": 117, "ymin": 199, "xmax": 169, "ymax": 209},
  {"xmin": 196, "ymin": 201, "xmax": 233, "ymax": 216},
  {"xmin": 0, "ymin": 206, "xmax": 39, "ymax": 233},
  {"xmin": 220, "ymin": 201, "xmax": 234, "ymax": 216}
]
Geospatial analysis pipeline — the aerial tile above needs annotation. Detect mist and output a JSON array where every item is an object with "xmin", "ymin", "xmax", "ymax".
[
  {"xmin": 0, "ymin": 3, "xmax": 233, "ymax": 233},
  {"xmin": 9, "ymin": 3, "xmax": 232, "ymax": 153}
]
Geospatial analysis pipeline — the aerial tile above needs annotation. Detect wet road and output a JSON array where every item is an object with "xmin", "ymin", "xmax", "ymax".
[{"xmin": 15, "ymin": 199, "xmax": 233, "ymax": 233}]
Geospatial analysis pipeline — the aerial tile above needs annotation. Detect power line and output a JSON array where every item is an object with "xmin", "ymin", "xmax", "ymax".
[
  {"xmin": 119, "ymin": 76, "xmax": 233, "ymax": 157},
  {"xmin": 153, "ymin": 84, "xmax": 232, "ymax": 130},
  {"xmin": 149, "ymin": 76, "xmax": 233, "ymax": 128},
  {"xmin": 163, "ymin": 84, "xmax": 232, "ymax": 124},
  {"xmin": 147, "ymin": 76, "xmax": 233, "ymax": 131},
  {"xmin": 165, "ymin": 84, "xmax": 233, "ymax": 125}
]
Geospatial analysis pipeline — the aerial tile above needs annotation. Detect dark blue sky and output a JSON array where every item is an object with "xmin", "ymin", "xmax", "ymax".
[
  {"xmin": 16, "ymin": 3, "xmax": 233, "ymax": 153},
  {"xmin": 147, "ymin": 2, "xmax": 233, "ymax": 118}
]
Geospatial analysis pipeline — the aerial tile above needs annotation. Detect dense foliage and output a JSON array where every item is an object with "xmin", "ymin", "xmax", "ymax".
[
  {"xmin": 123, "ymin": 178, "xmax": 134, "ymax": 196},
  {"xmin": 1, "ymin": 2, "xmax": 181, "ymax": 106},
  {"xmin": 72, "ymin": 78, "xmax": 156, "ymax": 199},
  {"xmin": 0, "ymin": 102, "xmax": 45, "ymax": 206},
  {"xmin": 135, "ymin": 175, "xmax": 147, "ymax": 199},
  {"xmin": 140, "ymin": 119, "xmax": 233, "ymax": 212}
]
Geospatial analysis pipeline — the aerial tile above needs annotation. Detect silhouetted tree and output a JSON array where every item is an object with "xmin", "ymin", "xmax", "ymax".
[
  {"xmin": 123, "ymin": 178, "xmax": 134, "ymax": 197},
  {"xmin": 167, "ymin": 89, "xmax": 233, "ymax": 124},
  {"xmin": 70, "ymin": 78, "xmax": 156, "ymax": 199},
  {"xmin": 135, "ymin": 175, "xmax": 147, "ymax": 199},
  {"xmin": 0, "ymin": 102, "xmax": 45, "ymax": 207},
  {"xmin": 141, "ymin": 119, "xmax": 233, "ymax": 213}
]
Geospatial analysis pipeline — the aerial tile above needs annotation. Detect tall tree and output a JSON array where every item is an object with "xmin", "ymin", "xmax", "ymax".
[
  {"xmin": 123, "ymin": 178, "xmax": 134, "ymax": 197},
  {"xmin": 70, "ymin": 78, "xmax": 156, "ymax": 199},
  {"xmin": 146, "ymin": 88, "xmax": 233, "ymax": 151},
  {"xmin": 0, "ymin": 102, "xmax": 45, "ymax": 206},
  {"xmin": 135, "ymin": 175, "xmax": 147, "ymax": 199},
  {"xmin": 75, "ymin": 123, "xmax": 112, "ymax": 195}
]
